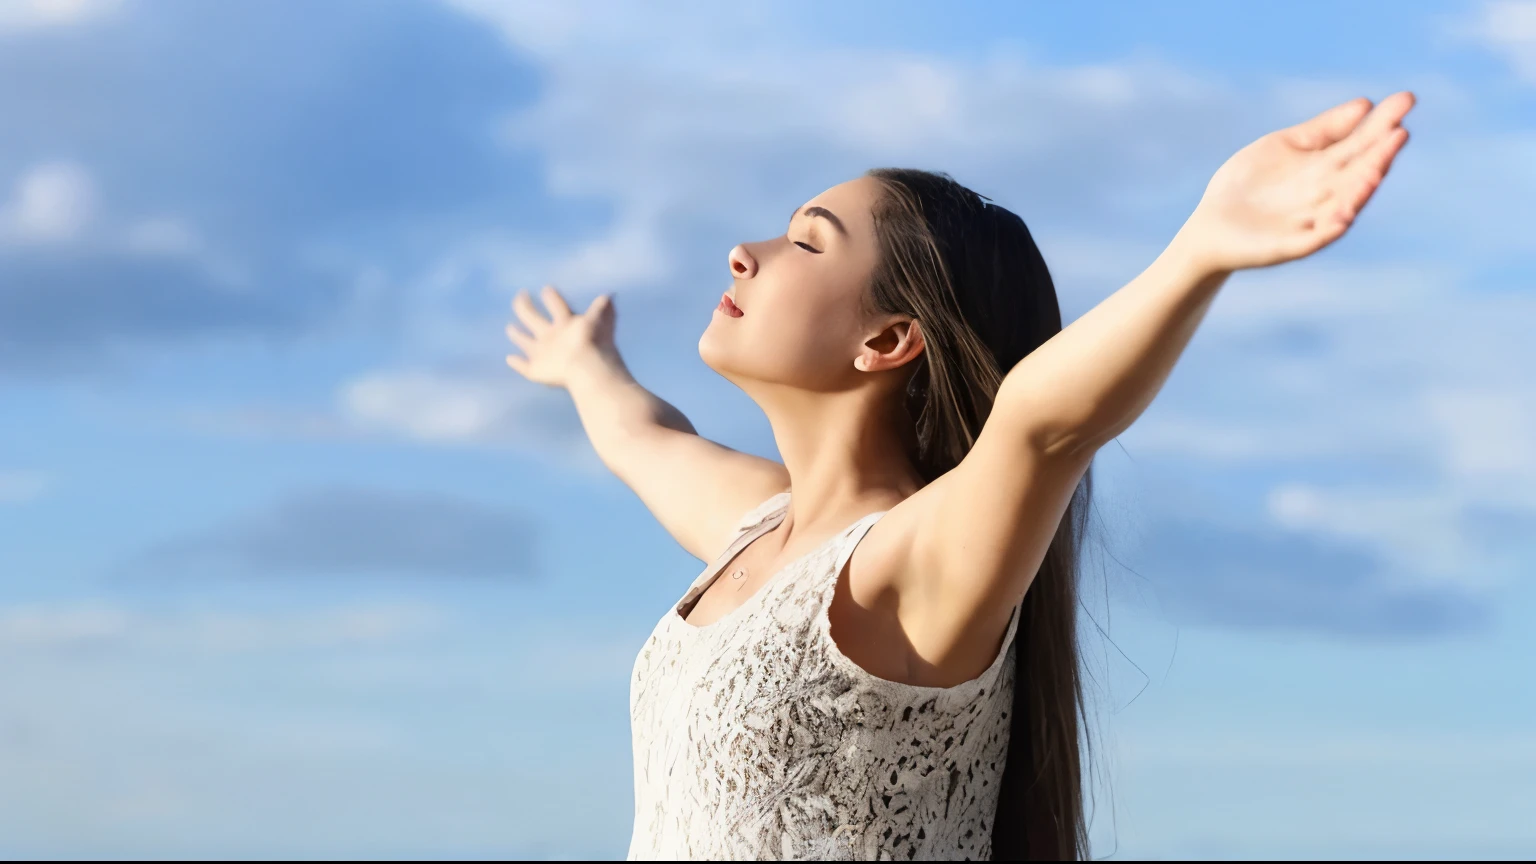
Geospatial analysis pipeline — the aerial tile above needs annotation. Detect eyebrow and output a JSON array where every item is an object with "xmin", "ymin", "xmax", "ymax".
[{"xmin": 793, "ymin": 205, "xmax": 848, "ymax": 238}]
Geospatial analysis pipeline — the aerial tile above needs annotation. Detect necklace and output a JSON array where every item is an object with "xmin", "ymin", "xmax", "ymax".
[{"xmin": 729, "ymin": 567, "xmax": 749, "ymax": 590}]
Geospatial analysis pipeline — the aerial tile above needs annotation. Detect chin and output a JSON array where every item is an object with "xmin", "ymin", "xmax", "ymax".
[
  {"xmin": 698, "ymin": 327, "xmax": 728, "ymax": 374},
  {"xmin": 698, "ymin": 328, "xmax": 752, "ymax": 384}
]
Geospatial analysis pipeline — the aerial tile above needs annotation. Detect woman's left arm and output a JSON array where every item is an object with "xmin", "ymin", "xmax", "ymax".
[
  {"xmin": 893, "ymin": 93, "xmax": 1416, "ymax": 653},
  {"xmin": 1001, "ymin": 91, "xmax": 1415, "ymax": 460},
  {"xmin": 990, "ymin": 232, "xmax": 1229, "ymax": 463}
]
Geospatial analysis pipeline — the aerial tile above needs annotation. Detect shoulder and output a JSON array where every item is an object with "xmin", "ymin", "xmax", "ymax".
[
  {"xmin": 703, "ymin": 488, "xmax": 790, "ymax": 561},
  {"xmin": 747, "ymin": 489, "xmax": 792, "ymax": 523}
]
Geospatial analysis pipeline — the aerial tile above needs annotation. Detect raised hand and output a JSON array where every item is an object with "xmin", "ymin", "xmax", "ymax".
[
  {"xmin": 1180, "ymin": 91, "xmax": 1415, "ymax": 273},
  {"xmin": 504, "ymin": 286, "xmax": 617, "ymax": 388}
]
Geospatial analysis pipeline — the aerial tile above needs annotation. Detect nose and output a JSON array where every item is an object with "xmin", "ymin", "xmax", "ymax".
[{"xmin": 728, "ymin": 243, "xmax": 757, "ymax": 279}]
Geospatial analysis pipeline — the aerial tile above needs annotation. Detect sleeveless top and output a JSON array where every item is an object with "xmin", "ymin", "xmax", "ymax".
[{"xmin": 626, "ymin": 491, "xmax": 1023, "ymax": 861}]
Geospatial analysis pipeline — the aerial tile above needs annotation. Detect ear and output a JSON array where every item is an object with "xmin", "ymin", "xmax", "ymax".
[{"xmin": 855, "ymin": 318, "xmax": 925, "ymax": 373}]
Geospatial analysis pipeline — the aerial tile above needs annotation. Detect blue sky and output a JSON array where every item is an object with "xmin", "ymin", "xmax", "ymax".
[{"xmin": 1, "ymin": 0, "xmax": 1533, "ymax": 857}]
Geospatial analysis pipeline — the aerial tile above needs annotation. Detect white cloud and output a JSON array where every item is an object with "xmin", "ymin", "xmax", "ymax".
[
  {"xmin": 444, "ymin": 0, "xmax": 1507, "ymax": 308},
  {"xmin": 0, "ymin": 163, "xmax": 250, "ymax": 294},
  {"xmin": 1204, "ymin": 259, "xmax": 1456, "ymax": 331},
  {"xmin": 338, "ymin": 368, "xmax": 602, "ymax": 470},
  {"xmin": 1266, "ymin": 483, "xmax": 1497, "ymax": 589},
  {"xmin": 0, "ymin": 600, "xmax": 441, "ymax": 652},
  {"xmin": 1426, "ymin": 388, "xmax": 1536, "ymax": 488},
  {"xmin": 121, "ymin": 217, "xmax": 200, "ymax": 257},
  {"xmin": 164, "ymin": 365, "xmax": 600, "ymax": 469},
  {"xmin": 493, "ymin": 46, "xmax": 1239, "ymax": 293},
  {"xmin": 441, "ymin": 0, "xmax": 773, "ymax": 59},
  {"xmin": 0, "ymin": 0, "xmax": 121, "ymax": 31},
  {"xmin": 1111, "ymin": 241, "xmax": 1536, "ymax": 591},
  {"xmin": 0, "ymin": 161, "xmax": 95, "ymax": 243},
  {"xmin": 0, "ymin": 604, "xmax": 126, "ymax": 645},
  {"xmin": 438, "ymin": 0, "xmax": 1256, "ymax": 311},
  {"xmin": 0, "ymin": 469, "xmax": 50, "ymax": 503},
  {"xmin": 1456, "ymin": 0, "xmax": 1536, "ymax": 85},
  {"xmin": 344, "ymin": 370, "xmax": 507, "ymax": 442}
]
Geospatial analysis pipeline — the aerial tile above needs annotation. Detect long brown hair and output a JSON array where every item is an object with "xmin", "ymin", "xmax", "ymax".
[{"xmin": 865, "ymin": 167, "xmax": 1093, "ymax": 860}]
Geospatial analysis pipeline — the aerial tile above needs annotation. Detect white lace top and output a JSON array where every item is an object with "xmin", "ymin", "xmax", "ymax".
[{"xmin": 626, "ymin": 491, "xmax": 1022, "ymax": 860}]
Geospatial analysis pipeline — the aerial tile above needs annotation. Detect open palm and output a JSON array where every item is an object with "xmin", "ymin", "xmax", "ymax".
[{"xmin": 1185, "ymin": 91, "xmax": 1415, "ymax": 272}]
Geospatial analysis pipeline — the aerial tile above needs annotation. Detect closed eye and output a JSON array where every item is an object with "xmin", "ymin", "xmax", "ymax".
[{"xmin": 794, "ymin": 241, "xmax": 823, "ymax": 254}]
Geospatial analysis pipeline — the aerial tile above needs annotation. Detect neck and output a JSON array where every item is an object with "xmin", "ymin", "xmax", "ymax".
[{"xmin": 750, "ymin": 383, "xmax": 925, "ymax": 538}]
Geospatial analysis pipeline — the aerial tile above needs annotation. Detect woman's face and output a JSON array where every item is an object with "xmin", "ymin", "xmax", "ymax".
[{"xmin": 699, "ymin": 176, "xmax": 891, "ymax": 393}]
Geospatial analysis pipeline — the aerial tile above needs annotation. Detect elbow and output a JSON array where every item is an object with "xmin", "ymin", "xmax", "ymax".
[
  {"xmin": 998, "ymin": 379, "xmax": 1112, "ymax": 462},
  {"xmin": 1019, "ymin": 411, "xmax": 1114, "ymax": 463},
  {"xmin": 1030, "ymin": 425, "xmax": 1104, "ymax": 463}
]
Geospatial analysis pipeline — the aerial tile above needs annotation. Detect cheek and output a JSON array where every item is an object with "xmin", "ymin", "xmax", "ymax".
[{"xmin": 700, "ymin": 290, "xmax": 854, "ymax": 386}]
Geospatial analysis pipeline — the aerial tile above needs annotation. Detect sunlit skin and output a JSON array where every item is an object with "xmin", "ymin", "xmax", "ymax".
[{"xmin": 506, "ymin": 92, "xmax": 1415, "ymax": 687}]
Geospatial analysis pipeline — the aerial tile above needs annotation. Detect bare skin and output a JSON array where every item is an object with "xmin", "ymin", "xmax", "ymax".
[{"xmin": 507, "ymin": 92, "xmax": 1415, "ymax": 688}]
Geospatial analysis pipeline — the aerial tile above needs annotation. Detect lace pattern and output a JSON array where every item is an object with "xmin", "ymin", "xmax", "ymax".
[{"xmin": 626, "ymin": 492, "xmax": 1021, "ymax": 861}]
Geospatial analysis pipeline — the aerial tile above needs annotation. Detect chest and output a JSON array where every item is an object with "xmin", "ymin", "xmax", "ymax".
[
  {"xmin": 630, "ymin": 596, "xmax": 822, "ymax": 759},
  {"xmin": 679, "ymin": 522, "xmax": 919, "ymax": 685},
  {"xmin": 677, "ymin": 532, "xmax": 796, "ymax": 628}
]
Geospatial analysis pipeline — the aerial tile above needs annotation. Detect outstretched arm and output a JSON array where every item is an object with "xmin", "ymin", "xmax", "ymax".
[
  {"xmin": 506, "ymin": 287, "xmax": 788, "ymax": 561},
  {"xmin": 999, "ymin": 93, "xmax": 1414, "ymax": 459},
  {"xmin": 892, "ymin": 93, "xmax": 1416, "ymax": 663}
]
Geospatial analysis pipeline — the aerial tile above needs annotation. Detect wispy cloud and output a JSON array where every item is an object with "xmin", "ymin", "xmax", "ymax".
[
  {"xmin": 0, "ymin": 161, "xmax": 94, "ymax": 244},
  {"xmin": 0, "ymin": 0, "xmax": 122, "ymax": 32},
  {"xmin": 0, "ymin": 1, "xmax": 537, "ymax": 376},
  {"xmin": 0, "ymin": 599, "xmax": 441, "ymax": 652},
  {"xmin": 0, "ymin": 159, "xmax": 314, "ymax": 375},
  {"xmin": 152, "ymin": 367, "xmax": 599, "ymax": 469},
  {"xmin": 341, "ymin": 368, "xmax": 583, "ymax": 452},
  {"xmin": 119, "ymin": 217, "xmax": 200, "ymax": 258},
  {"xmin": 1122, "ymin": 255, "xmax": 1536, "ymax": 596},
  {"xmin": 1457, "ymin": 0, "xmax": 1536, "ymax": 85},
  {"xmin": 0, "ymin": 469, "xmax": 50, "ymax": 503}
]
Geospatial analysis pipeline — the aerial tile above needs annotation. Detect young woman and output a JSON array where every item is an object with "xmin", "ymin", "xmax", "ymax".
[{"xmin": 505, "ymin": 92, "xmax": 1414, "ymax": 860}]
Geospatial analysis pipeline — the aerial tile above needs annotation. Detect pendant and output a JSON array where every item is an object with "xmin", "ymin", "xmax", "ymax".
[{"xmin": 730, "ymin": 567, "xmax": 748, "ymax": 590}]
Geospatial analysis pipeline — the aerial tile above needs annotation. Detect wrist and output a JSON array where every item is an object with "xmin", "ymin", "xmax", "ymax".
[
  {"xmin": 1165, "ymin": 218, "xmax": 1235, "ymax": 283},
  {"xmin": 566, "ymin": 345, "xmax": 628, "ymax": 394}
]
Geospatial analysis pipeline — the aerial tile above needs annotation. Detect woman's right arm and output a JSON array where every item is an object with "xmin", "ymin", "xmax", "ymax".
[{"xmin": 506, "ymin": 286, "xmax": 789, "ymax": 561}]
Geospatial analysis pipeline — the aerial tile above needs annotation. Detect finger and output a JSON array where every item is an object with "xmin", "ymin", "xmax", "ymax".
[
  {"xmin": 540, "ymin": 285, "xmax": 573, "ymax": 322},
  {"xmin": 1327, "ymin": 91, "xmax": 1415, "ymax": 167},
  {"xmin": 584, "ymin": 292, "xmax": 613, "ymax": 318},
  {"xmin": 1285, "ymin": 97, "xmax": 1372, "ymax": 150},
  {"xmin": 505, "ymin": 322, "xmax": 535, "ymax": 353},
  {"xmin": 512, "ymin": 290, "xmax": 549, "ymax": 335},
  {"xmin": 505, "ymin": 353, "xmax": 531, "ymax": 377},
  {"xmin": 1279, "ymin": 207, "xmax": 1351, "ymax": 262},
  {"xmin": 1337, "ymin": 127, "xmax": 1409, "ymax": 220},
  {"xmin": 1356, "ymin": 125, "xmax": 1409, "ymax": 185}
]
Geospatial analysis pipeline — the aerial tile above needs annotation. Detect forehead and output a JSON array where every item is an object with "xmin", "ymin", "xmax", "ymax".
[{"xmin": 803, "ymin": 176, "xmax": 881, "ymax": 238}]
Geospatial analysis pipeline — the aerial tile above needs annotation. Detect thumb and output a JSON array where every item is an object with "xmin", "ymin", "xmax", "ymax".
[
  {"xmin": 585, "ymin": 292, "xmax": 615, "ymax": 318},
  {"xmin": 1285, "ymin": 97, "xmax": 1372, "ymax": 150}
]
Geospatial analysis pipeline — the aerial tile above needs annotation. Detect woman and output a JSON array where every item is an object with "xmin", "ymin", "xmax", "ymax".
[{"xmin": 505, "ymin": 93, "xmax": 1415, "ymax": 860}]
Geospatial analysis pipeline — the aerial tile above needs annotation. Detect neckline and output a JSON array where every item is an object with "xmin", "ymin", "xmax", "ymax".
[{"xmin": 671, "ymin": 498, "xmax": 878, "ymax": 634}]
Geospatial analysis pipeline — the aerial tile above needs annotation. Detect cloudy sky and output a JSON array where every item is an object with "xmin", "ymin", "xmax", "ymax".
[{"xmin": 2, "ymin": 0, "xmax": 1533, "ymax": 857}]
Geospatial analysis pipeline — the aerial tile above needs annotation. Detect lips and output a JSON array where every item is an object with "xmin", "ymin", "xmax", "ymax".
[{"xmin": 717, "ymin": 292, "xmax": 744, "ymax": 318}]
